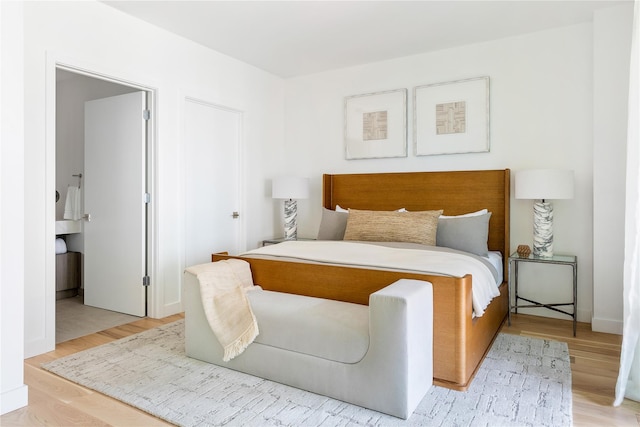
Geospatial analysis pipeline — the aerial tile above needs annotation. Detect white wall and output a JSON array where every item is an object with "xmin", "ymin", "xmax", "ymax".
[
  {"xmin": 1, "ymin": 0, "xmax": 28, "ymax": 415},
  {"xmin": 23, "ymin": 1, "xmax": 285, "ymax": 357},
  {"xmin": 592, "ymin": 4, "xmax": 634, "ymax": 334},
  {"xmin": 284, "ymin": 22, "xmax": 613, "ymax": 324}
]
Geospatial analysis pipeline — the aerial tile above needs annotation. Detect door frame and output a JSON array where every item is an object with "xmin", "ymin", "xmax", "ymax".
[{"xmin": 46, "ymin": 57, "xmax": 159, "ymax": 328}]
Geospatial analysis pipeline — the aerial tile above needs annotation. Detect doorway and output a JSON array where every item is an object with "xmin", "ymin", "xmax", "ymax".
[{"xmin": 55, "ymin": 67, "xmax": 152, "ymax": 341}]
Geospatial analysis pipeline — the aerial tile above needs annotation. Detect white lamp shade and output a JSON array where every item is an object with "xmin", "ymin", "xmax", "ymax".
[
  {"xmin": 515, "ymin": 169, "xmax": 574, "ymax": 200},
  {"xmin": 272, "ymin": 176, "xmax": 309, "ymax": 200}
]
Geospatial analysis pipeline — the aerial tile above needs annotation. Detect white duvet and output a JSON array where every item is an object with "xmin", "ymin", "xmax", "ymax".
[{"xmin": 242, "ymin": 240, "xmax": 500, "ymax": 317}]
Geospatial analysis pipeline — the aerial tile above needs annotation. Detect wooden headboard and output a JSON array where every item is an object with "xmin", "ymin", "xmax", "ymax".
[{"xmin": 322, "ymin": 169, "xmax": 511, "ymax": 281}]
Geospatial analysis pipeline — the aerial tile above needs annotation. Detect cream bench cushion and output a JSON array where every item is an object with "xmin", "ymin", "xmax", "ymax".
[{"xmin": 249, "ymin": 289, "xmax": 369, "ymax": 363}]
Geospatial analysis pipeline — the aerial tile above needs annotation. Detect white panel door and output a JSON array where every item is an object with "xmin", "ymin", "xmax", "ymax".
[
  {"xmin": 184, "ymin": 99, "xmax": 242, "ymax": 268},
  {"xmin": 84, "ymin": 91, "xmax": 147, "ymax": 316}
]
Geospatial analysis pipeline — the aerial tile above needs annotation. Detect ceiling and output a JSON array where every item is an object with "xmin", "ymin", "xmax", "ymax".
[{"xmin": 103, "ymin": 1, "xmax": 629, "ymax": 78}]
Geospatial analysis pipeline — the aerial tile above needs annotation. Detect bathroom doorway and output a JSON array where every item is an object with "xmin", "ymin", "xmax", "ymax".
[{"xmin": 55, "ymin": 68, "xmax": 152, "ymax": 341}]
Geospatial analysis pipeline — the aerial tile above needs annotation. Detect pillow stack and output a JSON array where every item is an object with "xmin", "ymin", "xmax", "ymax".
[{"xmin": 316, "ymin": 206, "xmax": 491, "ymax": 257}]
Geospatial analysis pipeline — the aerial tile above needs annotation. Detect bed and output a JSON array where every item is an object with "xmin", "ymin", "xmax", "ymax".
[{"xmin": 212, "ymin": 169, "xmax": 510, "ymax": 391}]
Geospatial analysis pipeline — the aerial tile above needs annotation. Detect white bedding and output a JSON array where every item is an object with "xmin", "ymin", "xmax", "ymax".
[
  {"xmin": 486, "ymin": 251, "xmax": 504, "ymax": 285},
  {"xmin": 242, "ymin": 241, "xmax": 500, "ymax": 317}
]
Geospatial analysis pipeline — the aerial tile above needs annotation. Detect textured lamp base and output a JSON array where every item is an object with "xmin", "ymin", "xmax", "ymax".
[
  {"xmin": 533, "ymin": 201, "xmax": 553, "ymax": 257},
  {"xmin": 283, "ymin": 199, "xmax": 297, "ymax": 240}
]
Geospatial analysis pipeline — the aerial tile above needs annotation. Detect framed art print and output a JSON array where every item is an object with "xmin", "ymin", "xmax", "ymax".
[
  {"xmin": 414, "ymin": 76, "xmax": 490, "ymax": 156},
  {"xmin": 344, "ymin": 88, "xmax": 407, "ymax": 159}
]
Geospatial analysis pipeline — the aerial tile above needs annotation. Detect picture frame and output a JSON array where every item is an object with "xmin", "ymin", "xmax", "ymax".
[
  {"xmin": 344, "ymin": 88, "xmax": 407, "ymax": 159},
  {"xmin": 414, "ymin": 76, "xmax": 490, "ymax": 156}
]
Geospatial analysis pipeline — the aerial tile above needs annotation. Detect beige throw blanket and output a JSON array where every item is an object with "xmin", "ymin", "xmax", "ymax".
[{"xmin": 185, "ymin": 259, "xmax": 259, "ymax": 361}]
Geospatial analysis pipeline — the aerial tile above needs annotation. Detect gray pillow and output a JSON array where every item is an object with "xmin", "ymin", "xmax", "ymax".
[
  {"xmin": 436, "ymin": 212, "xmax": 492, "ymax": 256},
  {"xmin": 317, "ymin": 208, "xmax": 349, "ymax": 240}
]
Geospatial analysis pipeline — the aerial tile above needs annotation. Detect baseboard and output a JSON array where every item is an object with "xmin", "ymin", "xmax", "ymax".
[
  {"xmin": 591, "ymin": 317, "xmax": 623, "ymax": 335},
  {"xmin": 153, "ymin": 301, "xmax": 182, "ymax": 319},
  {"xmin": 1, "ymin": 384, "xmax": 28, "ymax": 415}
]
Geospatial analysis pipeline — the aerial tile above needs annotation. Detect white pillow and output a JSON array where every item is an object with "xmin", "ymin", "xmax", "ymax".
[
  {"xmin": 440, "ymin": 209, "xmax": 488, "ymax": 219},
  {"xmin": 335, "ymin": 205, "xmax": 407, "ymax": 213}
]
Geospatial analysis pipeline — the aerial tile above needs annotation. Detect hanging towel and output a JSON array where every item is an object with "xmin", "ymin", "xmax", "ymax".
[
  {"xmin": 63, "ymin": 186, "xmax": 82, "ymax": 220},
  {"xmin": 185, "ymin": 259, "xmax": 260, "ymax": 361}
]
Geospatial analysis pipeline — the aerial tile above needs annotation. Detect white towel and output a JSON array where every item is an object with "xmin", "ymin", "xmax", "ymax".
[
  {"xmin": 185, "ymin": 259, "xmax": 260, "ymax": 362},
  {"xmin": 55, "ymin": 238, "xmax": 67, "ymax": 254},
  {"xmin": 63, "ymin": 186, "xmax": 81, "ymax": 220}
]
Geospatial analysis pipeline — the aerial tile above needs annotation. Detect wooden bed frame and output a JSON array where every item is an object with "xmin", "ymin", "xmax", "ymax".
[{"xmin": 212, "ymin": 169, "xmax": 510, "ymax": 391}]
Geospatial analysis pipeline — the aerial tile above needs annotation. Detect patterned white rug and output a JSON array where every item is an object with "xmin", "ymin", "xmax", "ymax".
[{"xmin": 43, "ymin": 320, "xmax": 572, "ymax": 427}]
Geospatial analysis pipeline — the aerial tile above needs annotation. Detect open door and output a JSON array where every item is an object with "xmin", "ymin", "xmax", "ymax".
[{"xmin": 83, "ymin": 91, "xmax": 147, "ymax": 317}]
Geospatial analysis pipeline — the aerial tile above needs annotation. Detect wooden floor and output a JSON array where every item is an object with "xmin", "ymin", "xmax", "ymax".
[
  {"xmin": 505, "ymin": 314, "xmax": 640, "ymax": 426},
  {"xmin": 2, "ymin": 313, "xmax": 639, "ymax": 426}
]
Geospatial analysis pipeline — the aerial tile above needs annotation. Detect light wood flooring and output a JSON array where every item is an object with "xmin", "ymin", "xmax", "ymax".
[
  {"xmin": 2, "ymin": 313, "xmax": 639, "ymax": 426},
  {"xmin": 506, "ymin": 314, "xmax": 640, "ymax": 426}
]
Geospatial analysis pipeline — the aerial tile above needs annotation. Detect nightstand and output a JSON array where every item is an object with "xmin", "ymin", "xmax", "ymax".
[
  {"xmin": 262, "ymin": 237, "xmax": 315, "ymax": 246},
  {"xmin": 507, "ymin": 252, "xmax": 578, "ymax": 336}
]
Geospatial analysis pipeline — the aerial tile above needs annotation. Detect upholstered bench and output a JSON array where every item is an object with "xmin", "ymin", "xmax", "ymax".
[{"xmin": 183, "ymin": 271, "xmax": 433, "ymax": 419}]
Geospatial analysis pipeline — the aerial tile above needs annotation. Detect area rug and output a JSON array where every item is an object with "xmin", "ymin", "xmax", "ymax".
[{"xmin": 43, "ymin": 320, "xmax": 572, "ymax": 427}]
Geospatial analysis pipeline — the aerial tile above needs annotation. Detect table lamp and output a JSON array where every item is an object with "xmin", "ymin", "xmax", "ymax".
[
  {"xmin": 515, "ymin": 169, "xmax": 574, "ymax": 258},
  {"xmin": 272, "ymin": 176, "xmax": 309, "ymax": 240}
]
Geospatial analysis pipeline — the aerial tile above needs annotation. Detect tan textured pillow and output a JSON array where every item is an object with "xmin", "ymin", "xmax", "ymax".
[{"xmin": 343, "ymin": 209, "xmax": 443, "ymax": 245}]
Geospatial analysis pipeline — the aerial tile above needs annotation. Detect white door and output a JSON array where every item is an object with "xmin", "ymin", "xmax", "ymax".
[
  {"xmin": 184, "ymin": 98, "xmax": 242, "ymax": 268},
  {"xmin": 84, "ymin": 91, "xmax": 147, "ymax": 316}
]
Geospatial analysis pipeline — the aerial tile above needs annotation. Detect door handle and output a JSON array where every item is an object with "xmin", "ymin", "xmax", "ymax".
[
  {"xmin": 232, "ymin": 211, "xmax": 239, "ymax": 219},
  {"xmin": 82, "ymin": 214, "xmax": 91, "ymax": 222}
]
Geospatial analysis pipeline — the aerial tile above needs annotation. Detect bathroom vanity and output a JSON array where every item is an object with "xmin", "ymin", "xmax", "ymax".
[{"xmin": 56, "ymin": 251, "xmax": 80, "ymax": 299}]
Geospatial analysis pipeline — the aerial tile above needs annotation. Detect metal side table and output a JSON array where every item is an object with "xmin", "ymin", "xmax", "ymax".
[{"xmin": 507, "ymin": 252, "xmax": 577, "ymax": 336}]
